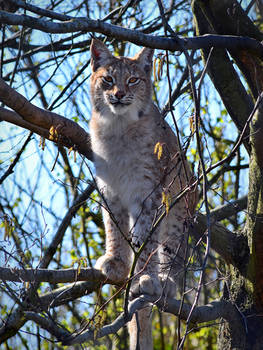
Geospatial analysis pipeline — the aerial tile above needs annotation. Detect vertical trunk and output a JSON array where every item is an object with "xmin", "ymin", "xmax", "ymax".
[
  {"xmin": 192, "ymin": 0, "xmax": 263, "ymax": 348},
  {"xmin": 217, "ymin": 102, "xmax": 263, "ymax": 350}
]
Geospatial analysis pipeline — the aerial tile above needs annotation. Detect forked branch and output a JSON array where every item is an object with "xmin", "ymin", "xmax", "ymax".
[{"xmin": 0, "ymin": 77, "xmax": 93, "ymax": 160}]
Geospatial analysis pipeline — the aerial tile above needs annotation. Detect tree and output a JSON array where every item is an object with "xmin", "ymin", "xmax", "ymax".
[{"xmin": 0, "ymin": 0, "xmax": 262, "ymax": 349}]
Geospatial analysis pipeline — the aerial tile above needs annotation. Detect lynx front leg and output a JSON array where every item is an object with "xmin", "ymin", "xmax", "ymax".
[
  {"xmin": 128, "ymin": 196, "xmax": 161, "ymax": 350},
  {"xmin": 95, "ymin": 196, "xmax": 132, "ymax": 282},
  {"xmin": 129, "ymin": 195, "xmax": 163, "ymax": 296}
]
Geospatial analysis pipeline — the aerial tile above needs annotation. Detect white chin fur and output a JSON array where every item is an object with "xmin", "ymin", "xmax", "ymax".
[
  {"xmin": 109, "ymin": 104, "xmax": 140, "ymax": 122},
  {"xmin": 109, "ymin": 103, "xmax": 129, "ymax": 113}
]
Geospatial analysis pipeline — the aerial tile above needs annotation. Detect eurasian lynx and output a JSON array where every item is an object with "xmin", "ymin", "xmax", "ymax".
[{"xmin": 90, "ymin": 38, "xmax": 197, "ymax": 350}]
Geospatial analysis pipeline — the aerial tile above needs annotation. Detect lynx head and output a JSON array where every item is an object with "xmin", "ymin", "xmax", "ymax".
[{"xmin": 90, "ymin": 39, "xmax": 154, "ymax": 121}]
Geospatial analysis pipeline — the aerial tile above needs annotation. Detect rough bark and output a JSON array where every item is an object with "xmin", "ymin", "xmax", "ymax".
[{"xmin": 192, "ymin": 0, "xmax": 263, "ymax": 348}]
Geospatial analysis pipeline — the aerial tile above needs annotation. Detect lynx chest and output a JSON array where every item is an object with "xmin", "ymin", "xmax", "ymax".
[{"xmin": 91, "ymin": 118, "xmax": 161, "ymax": 201}]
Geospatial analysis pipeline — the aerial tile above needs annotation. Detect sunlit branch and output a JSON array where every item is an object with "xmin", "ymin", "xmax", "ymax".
[
  {"xmin": 0, "ymin": 267, "xmax": 106, "ymax": 283},
  {"xmin": 62, "ymin": 294, "xmax": 241, "ymax": 345},
  {"xmin": 0, "ymin": 10, "xmax": 263, "ymax": 55},
  {"xmin": 0, "ymin": 78, "xmax": 93, "ymax": 160}
]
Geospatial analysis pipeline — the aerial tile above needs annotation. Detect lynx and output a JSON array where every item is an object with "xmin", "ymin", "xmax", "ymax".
[{"xmin": 89, "ymin": 38, "xmax": 196, "ymax": 350}]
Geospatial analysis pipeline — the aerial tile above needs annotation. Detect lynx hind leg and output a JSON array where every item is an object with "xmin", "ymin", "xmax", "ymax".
[
  {"xmin": 159, "ymin": 202, "xmax": 189, "ymax": 284},
  {"xmin": 128, "ymin": 307, "xmax": 153, "ymax": 350},
  {"xmin": 95, "ymin": 201, "xmax": 132, "ymax": 282}
]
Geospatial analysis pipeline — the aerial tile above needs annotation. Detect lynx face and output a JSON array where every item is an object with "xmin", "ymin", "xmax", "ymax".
[{"xmin": 90, "ymin": 39, "xmax": 154, "ymax": 121}]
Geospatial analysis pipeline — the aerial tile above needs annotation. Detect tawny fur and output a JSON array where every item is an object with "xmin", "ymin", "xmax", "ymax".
[{"xmin": 89, "ymin": 38, "xmax": 197, "ymax": 350}]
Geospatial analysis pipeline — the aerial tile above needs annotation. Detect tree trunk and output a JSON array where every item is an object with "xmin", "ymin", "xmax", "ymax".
[
  {"xmin": 192, "ymin": 0, "xmax": 263, "ymax": 348},
  {"xmin": 217, "ymin": 102, "xmax": 263, "ymax": 350}
]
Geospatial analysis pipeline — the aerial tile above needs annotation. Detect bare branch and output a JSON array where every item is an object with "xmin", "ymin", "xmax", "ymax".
[
  {"xmin": 0, "ymin": 267, "xmax": 106, "ymax": 283},
  {"xmin": 25, "ymin": 312, "xmax": 70, "ymax": 339},
  {"xmin": 0, "ymin": 78, "xmax": 93, "ymax": 160},
  {"xmin": 0, "ymin": 130, "xmax": 32, "ymax": 184},
  {"xmin": 62, "ymin": 294, "xmax": 241, "ymax": 345},
  {"xmin": 8, "ymin": 0, "xmax": 72, "ymax": 21},
  {"xmin": 0, "ymin": 10, "xmax": 263, "ymax": 55},
  {"xmin": 210, "ymin": 195, "xmax": 247, "ymax": 222},
  {"xmin": 39, "ymin": 184, "xmax": 95, "ymax": 269},
  {"xmin": 0, "ymin": 192, "xmax": 248, "ymax": 284},
  {"xmin": 0, "ymin": 279, "xmax": 106, "ymax": 344},
  {"xmin": 192, "ymin": 212, "xmax": 249, "ymax": 271},
  {"xmin": 0, "ymin": 308, "xmax": 26, "ymax": 343},
  {"xmin": 0, "ymin": 106, "xmax": 49, "ymax": 137},
  {"xmin": 39, "ymin": 280, "xmax": 105, "ymax": 308}
]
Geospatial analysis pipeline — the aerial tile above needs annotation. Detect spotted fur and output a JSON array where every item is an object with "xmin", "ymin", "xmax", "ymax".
[{"xmin": 89, "ymin": 39, "xmax": 197, "ymax": 350}]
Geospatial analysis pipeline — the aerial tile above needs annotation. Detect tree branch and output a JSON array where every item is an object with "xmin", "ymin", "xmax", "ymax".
[
  {"xmin": 0, "ymin": 130, "xmax": 32, "ymax": 185},
  {"xmin": 210, "ymin": 195, "xmax": 247, "ymax": 222},
  {"xmin": 0, "ymin": 77, "xmax": 93, "ymax": 160},
  {"xmin": 0, "ymin": 267, "xmax": 106, "ymax": 284},
  {"xmin": 192, "ymin": 0, "xmax": 255, "ymax": 153},
  {"xmin": 0, "ymin": 184, "xmax": 95, "ymax": 344},
  {"xmin": 192, "ymin": 212, "xmax": 249, "ymax": 271},
  {"xmin": 0, "ymin": 196, "xmax": 248, "ymax": 285},
  {"xmin": 25, "ymin": 312, "xmax": 70, "ymax": 339},
  {"xmin": 0, "ymin": 107, "xmax": 84, "ymax": 154},
  {"xmin": 39, "ymin": 280, "xmax": 104, "ymax": 308},
  {"xmin": 0, "ymin": 195, "xmax": 248, "ymax": 344},
  {"xmin": 0, "ymin": 10, "xmax": 263, "ymax": 55},
  {"xmin": 62, "ymin": 294, "xmax": 241, "ymax": 345},
  {"xmin": 39, "ymin": 184, "xmax": 95, "ymax": 269}
]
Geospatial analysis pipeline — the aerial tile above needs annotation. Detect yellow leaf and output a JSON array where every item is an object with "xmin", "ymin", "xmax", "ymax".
[
  {"xmin": 189, "ymin": 115, "xmax": 195, "ymax": 135},
  {"xmin": 93, "ymin": 310, "xmax": 106, "ymax": 339},
  {"xmin": 68, "ymin": 146, "xmax": 78, "ymax": 161},
  {"xmin": 162, "ymin": 191, "xmax": 171, "ymax": 215},
  {"xmin": 49, "ymin": 125, "xmax": 59, "ymax": 142},
  {"xmin": 4, "ymin": 220, "xmax": 10, "ymax": 240},
  {"xmin": 77, "ymin": 261, "xmax": 81, "ymax": 275},
  {"xmin": 154, "ymin": 142, "xmax": 163, "ymax": 160},
  {"xmin": 3, "ymin": 216, "xmax": 13, "ymax": 240},
  {"xmin": 71, "ymin": 257, "xmax": 88, "ymax": 275}
]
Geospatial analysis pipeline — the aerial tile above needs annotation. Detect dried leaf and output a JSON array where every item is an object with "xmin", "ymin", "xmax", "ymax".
[{"xmin": 49, "ymin": 125, "xmax": 59, "ymax": 142}]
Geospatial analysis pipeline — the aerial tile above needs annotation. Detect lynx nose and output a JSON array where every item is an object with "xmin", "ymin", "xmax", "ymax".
[{"xmin": 115, "ymin": 90, "xmax": 125, "ymax": 100}]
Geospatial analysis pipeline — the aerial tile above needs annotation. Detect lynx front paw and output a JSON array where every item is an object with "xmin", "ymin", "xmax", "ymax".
[
  {"xmin": 95, "ymin": 254, "xmax": 130, "ymax": 282},
  {"xmin": 131, "ymin": 274, "xmax": 162, "ymax": 297},
  {"xmin": 131, "ymin": 274, "xmax": 176, "ymax": 298}
]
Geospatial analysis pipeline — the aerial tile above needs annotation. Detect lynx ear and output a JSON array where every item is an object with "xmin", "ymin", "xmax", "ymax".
[
  {"xmin": 90, "ymin": 39, "xmax": 113, "ymax": 72},
  {"xmin": 134, "ymin": 47, "xmax": 154, "ymax": 74}
]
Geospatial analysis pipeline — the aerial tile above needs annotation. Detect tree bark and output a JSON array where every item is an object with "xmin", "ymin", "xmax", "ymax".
[{"xmin": 192, "ymin": 0, "xmax": 263, "ymax": 348}]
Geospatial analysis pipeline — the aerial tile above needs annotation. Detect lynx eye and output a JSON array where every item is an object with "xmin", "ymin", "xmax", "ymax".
[
  {"xmin": 102, "ymin": 76, "xmax": 114, "ymax": 84},
  {"xmin": 128, "ymin": 77, "xmax": 140, "ymax": 85}
]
